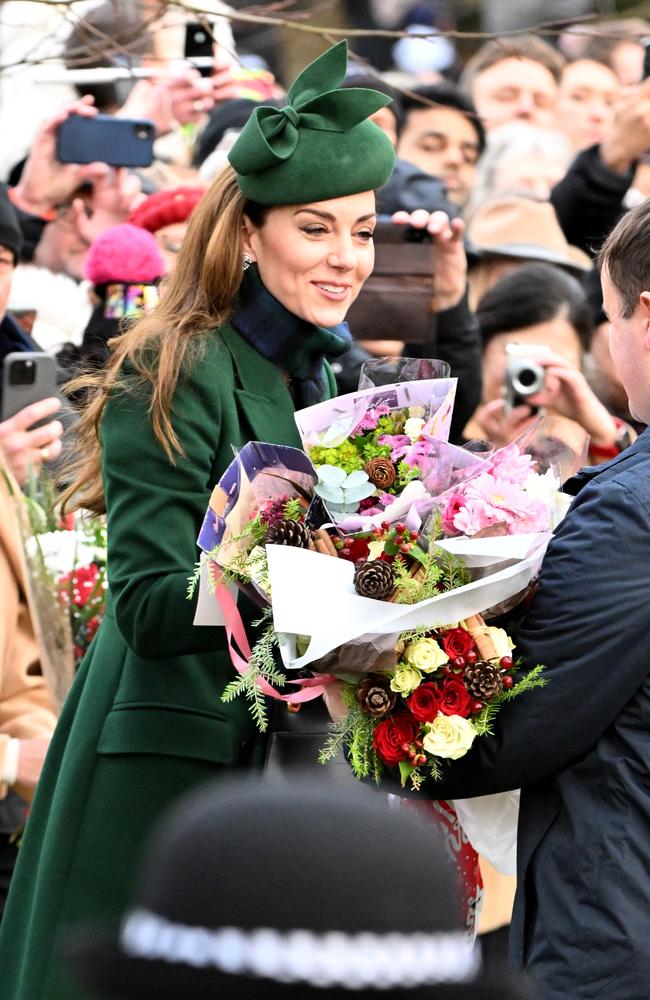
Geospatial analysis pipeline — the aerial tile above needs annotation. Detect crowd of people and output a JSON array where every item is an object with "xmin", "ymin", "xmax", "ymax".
[{"xmin": 0, "ymin": 3, "xmax": 649, "ymax": 999}]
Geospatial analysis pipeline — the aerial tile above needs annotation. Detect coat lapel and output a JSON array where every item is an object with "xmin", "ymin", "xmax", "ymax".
[{"xmin": 220, "ymin": 324, "xmax": 303, "ymax": 448}]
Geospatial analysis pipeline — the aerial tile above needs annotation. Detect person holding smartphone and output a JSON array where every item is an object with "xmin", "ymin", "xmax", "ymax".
[
  {"xmin": 0, "ymin": 42, "xmax": 397, "ymax": 1000},
  {"xmin": 0, "ymin": 187, "xmax": 63, "ymax": 485}
]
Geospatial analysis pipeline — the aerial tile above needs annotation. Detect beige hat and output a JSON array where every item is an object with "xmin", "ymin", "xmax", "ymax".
[{"xmin": 467, "ymin": 197, "xmax": 592, "ymax": 274}]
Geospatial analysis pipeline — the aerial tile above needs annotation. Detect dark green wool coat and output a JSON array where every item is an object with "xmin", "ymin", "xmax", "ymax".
[{"xmin": 0, "ymin": 324, "xmax": 336, "ymax": 1000}]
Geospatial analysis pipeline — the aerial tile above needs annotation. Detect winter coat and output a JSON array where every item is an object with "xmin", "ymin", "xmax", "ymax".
[
  {"xmin": 385, "ymin": 430, "xmax": 650, "ymax": 1000},
  {"xmin": 0, "ymin": 323, "xmax": 336, "ymax": 1000}
]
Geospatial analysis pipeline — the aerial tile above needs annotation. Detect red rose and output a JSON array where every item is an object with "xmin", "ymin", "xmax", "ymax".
[
  {"xmin": 406, "ymin": 683, "xmax": 443, "ymax": 722},
  {"xmin": 373, "ymin": 714, "xmax": 420, "ymax": 766},
  {"xmin": 439, "ymin": 677, "xmax": 474, "ymax": 718},
  {"xmin": 440, "ymin": 627, "xmax": 476, "ymax": 660}
]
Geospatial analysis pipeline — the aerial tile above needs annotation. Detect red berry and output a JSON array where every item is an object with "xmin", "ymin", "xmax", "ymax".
[
  {"xmin": 473, "ymin": 702, "xmax": 484, "ymax": 714},
  {"xmin": 444, "ymin": 665, "xmax": 454, "ymax": 676},
  {"xmin": 409, "ymin": 531, "xmax": 419, "ymax": 541},
  {"xmin": 341, "ymin": 547, "xmax": 351, "ymax": 557},
  {"xmin": 381, "ymin": 520, "xmax": 391, "ymax": 531},
  {"xmin": 451, "ymin": 656, "xmax": 466, "ymax": 670},
  {"xmin": 500, "ymin": 655, "xmax": 514, "ymax": 670},
  {"xmin": 408, "ymin": 748, "xmax": 416, "ymax": 761},
  {"xmin": 287, "ymin": 703, "xmax": 301, "ymax": 714},
  {"xmin": 396, "ymin": 522, "xmax": 406, "ymax": 533},
  {"xmin": 465, "ymin": 649, "xmax": 478, "ymax": 664},
  {"xmin": 414, "ymin": 753, "xmax": 427, "ymax": 766},
  {"xmin": 400, "ymin": 543, "xmax": 412, "ymax": 554},
  {"xmin": 373, "ymin": 528, "xmax": 383, "ymax": 538},
  {"xmin": 502, "ymin": 675, "xmax": 514, "ymax": 689}
]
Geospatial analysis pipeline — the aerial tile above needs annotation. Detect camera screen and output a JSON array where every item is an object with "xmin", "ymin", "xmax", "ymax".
[{"xmin": 8, "ymin": 358, "xmax": 36, "ymax": 386}]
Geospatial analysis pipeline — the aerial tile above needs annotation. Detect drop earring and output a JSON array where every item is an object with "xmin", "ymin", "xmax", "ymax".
[{"xmin": 242, "ymin": 253, "xmax": 253, "ymax": 271}]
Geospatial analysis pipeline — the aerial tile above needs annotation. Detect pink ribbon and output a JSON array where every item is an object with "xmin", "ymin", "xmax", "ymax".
[{"xmin": 209, "ymin": 563, "xmax": 334, "ymax": 703}]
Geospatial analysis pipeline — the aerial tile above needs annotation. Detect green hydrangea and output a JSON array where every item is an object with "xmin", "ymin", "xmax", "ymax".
[
  {"xmin": 360, "ymin": 441, "xmax": 392, "ymax": 463},
  {"xmin": 396, "ymin": 461, "xmax": 421, "ymax": 488},
  {"xmin": 308, "ymin": 441, "xmax": 365, "ymax": 473}
]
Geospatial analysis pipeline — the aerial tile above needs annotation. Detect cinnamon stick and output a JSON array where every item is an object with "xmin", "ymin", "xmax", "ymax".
[
  {"xmin": 461, "ymin": 613, "xmax": 498, "ymax": 660},
  {"xmin": 313, "ymin": 528, "xmax": 339, "ymax": 557}
]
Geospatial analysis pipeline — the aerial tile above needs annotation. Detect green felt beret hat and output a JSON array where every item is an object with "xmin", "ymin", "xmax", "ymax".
[{"xmin": 228, "ymin": 41, "xmax": 396, "ymax": 205}]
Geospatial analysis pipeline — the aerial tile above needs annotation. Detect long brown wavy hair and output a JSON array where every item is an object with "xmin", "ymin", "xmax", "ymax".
[{"xmin": 62, "ymin": 166, "xmax": 267, "ymax": 515}]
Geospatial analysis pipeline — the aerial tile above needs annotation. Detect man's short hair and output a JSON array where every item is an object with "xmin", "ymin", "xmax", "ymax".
[
  {"xmin": 398, "ymin": 82, "xmax": 486, "ymax": 153},
  {"xmin": 460, "ymin": 35, "xmax": 566, "ymax": 94},
  {"xmin": 598, "ymin": 200, "xmax": 650, "ymax": 318}
]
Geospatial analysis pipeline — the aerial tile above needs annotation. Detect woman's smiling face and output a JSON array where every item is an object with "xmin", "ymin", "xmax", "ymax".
[{"xmin": 241, "ymin": 190, "xmax": 376, "ymax": 327}]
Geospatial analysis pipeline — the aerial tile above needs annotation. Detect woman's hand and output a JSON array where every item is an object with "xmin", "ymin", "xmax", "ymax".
[
  {"xmin": 471, "ymin": 398, "xmax": 540, "ymax": 449},
  {"xmin": 528, "ymin": 352, "xmax": 619, "ymax": 448},
  {"xmin": 391, "ymin": 209, "xmax": 467, "ymax": 313},
  {"xmin": 0, "ymin": 399, "xmax": 63, "ymax": 486}
]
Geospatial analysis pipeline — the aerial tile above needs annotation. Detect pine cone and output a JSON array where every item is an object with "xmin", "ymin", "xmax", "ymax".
[
  {"xmin": 464, "ymin": 660, "xmax": 504, "ymax": 700},
  {"xmin": 265, "ymin": 518, "xmax": 311, "ymax": 548},
  {"xmin": 354, "ymin": 559, "xmax": 395, "ymax": 599},
  {"xmin": 355, "ymin": 674, "xmax": 396, "ymax": 717},
  {"xmin": 365, "ymin": 456, "xmax": 397, "ymax": 489}
]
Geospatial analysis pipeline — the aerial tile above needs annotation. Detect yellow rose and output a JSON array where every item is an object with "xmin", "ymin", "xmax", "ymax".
[
  {"xmin": 390, "ymin": 664, "xmax": 423, "ymax": 696},
  {"xmin": 486, "ymin": 627, "xmax": 515, "ymax": 660},
  {"xmin": 422, "ymin": 714, "xmax": 476, "ymax": 760},
  {"xmin": 404, "ymin": 637, "xmax": 448, "ymax": 673}
]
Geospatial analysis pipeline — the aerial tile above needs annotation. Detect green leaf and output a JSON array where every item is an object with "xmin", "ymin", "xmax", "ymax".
[{"xmin": 398, "ymin": 760, "xmax": 414, "ymax": 787}]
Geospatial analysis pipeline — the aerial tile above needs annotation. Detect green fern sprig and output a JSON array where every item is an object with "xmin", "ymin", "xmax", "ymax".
[
  {"xmin": 282, "ymin": 497, "xmax": 305, "ymax": 521},
  {"xmin": 186, "ymin": 561, "xmax": 202, "ymax": 600}
]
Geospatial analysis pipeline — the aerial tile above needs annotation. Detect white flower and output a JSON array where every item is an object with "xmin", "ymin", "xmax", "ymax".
[
  {"xmin": 390, "ymin": 665, "xmax": 423, "ymax": 695},
  {"xmin": 26, "ymin": 530, "xmax": 104, "ymax": 579},
  {"xmin": 404, "ymin": 417, "xmax": 425, "ymax": 441},
  {"xmin": 486, "ymin": 627, "xmax": 515, "ymax": 659},
  {"xmin": 523, "ymin": 469, "xmax": 558, "ymax": 506},
  {"xmin": 422, "ymin": 714, "xmax": 476, "ymax": 760},
  {"xmin": 404, "ymin": 637, "xmax": 448, "ymax": 673},
  {"xmin": 367, "ymin": 540, "xmax": 385, "ymax": 561}
]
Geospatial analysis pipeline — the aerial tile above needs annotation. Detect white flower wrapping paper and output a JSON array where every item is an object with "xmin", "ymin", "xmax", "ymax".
[{"xmin": 270, "ymin": 533, "xmax": 551, "ymax": 671}]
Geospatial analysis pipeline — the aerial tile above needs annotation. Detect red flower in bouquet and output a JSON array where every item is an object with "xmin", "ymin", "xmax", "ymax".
[
  {"xmin": 406, "ymin": 683, "xmax": 443, "ymax": 722},
  {"xmin": 337, "ymin": 537, "xmax": 371, "ymax": 563},
  {"xmin": 440, "ymin": 627, "xmax": 476, "ymax": 660},
  {"xmin": 57, "ymin": 563, "xmax": 103, "ymax": 608},
  {"xmin": 439, "ymin": 676, "xmax": 474, "ymax": 718},
  {"xmin": 373, "ymin": 713, "xmax": 420, "ymax": 765}
]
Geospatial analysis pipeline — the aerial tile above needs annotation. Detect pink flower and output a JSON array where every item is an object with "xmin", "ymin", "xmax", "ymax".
[
  {"xmin": 509, "ymin": 498, "xmax": 550, "ymax": 534},
  {"xmin": 377, "ymin": 434, "xmax": 411, "ymax": 461},
  {"xmin": 441, "ymin": 492, "xmax": 466, "ymax": 536},
  {"xmin": 453, "ymin": 498, "xmax": 505, "ymax": 536},
  {"xmin": 352, "ymin": 404, "xmax": 391, "ymax": 435},
  {"xmin": 489, "ymin": 444, "xmax": 536, "ymax": 485}
]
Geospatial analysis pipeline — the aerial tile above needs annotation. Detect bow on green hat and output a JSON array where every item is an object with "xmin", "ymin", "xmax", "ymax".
[{"xmin": 228, "ymin": 41, "xmax": 396, "ymax": 205}]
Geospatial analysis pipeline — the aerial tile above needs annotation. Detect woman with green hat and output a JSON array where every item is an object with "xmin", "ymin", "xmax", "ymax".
[{"xmin": 0, "ymin": 41, "xmax": 397, "ymax": 1000}]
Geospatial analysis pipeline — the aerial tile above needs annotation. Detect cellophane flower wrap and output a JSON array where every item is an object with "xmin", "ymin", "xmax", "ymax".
[
  {"xmin": 194, "ymin": 373, "xmax": 584, "ymax": 792},
  {"xmin": 3, "ymin": 468, "xmax": 107, "ymax": 707}
]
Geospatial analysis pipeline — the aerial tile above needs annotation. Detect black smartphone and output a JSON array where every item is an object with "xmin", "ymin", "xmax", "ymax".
[
  {"xmin": 1, "ymin": 352, "xmax": 58, "ymax": 423},
  {"xmin": 56, "ymin": 114, "xmax": 155, "ymax": 168},
  {"xmin": 184, "ymin": 21, "xmax": 214, "ymax": 77},
  {"xmin": 344, "ymin": 218, "xmax": 434, "ymax": 344}
]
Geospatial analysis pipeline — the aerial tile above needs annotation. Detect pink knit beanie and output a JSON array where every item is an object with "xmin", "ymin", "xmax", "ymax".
[{"xmin": 84, "ymin": 223, "xmax": 166, "ymax": 286}]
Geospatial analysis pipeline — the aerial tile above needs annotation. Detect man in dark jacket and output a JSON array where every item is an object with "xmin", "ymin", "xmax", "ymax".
[{"xmin": 380, "ymin": 197, "xmax": 650, "ymax": 999}]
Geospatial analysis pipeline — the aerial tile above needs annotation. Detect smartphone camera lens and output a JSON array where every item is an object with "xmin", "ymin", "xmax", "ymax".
[
  {"xmin": 135, "ymin": 125, "xmax": 152, "ymax": 141},
  {"xmin": 194, "ymin": 29, "xmax": 207, "ymax": 43},
  {"xmin": 8, "ymin": 359, "xmax": 36, "ymax": 386}
]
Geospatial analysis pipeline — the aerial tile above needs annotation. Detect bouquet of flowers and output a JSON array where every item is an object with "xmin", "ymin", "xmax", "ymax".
[
  {"xmin": 6, "ymin": 469, "xmax": 107, "ymax": 704},
  {"xmin": 194, "ymin": 367, "xmax": 584, "ymax": 791}
]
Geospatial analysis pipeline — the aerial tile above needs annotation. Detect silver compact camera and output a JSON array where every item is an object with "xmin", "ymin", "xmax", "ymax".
[{"xmin": 503, "ymin": 345, "xmax": 548, "ymax": 413}]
